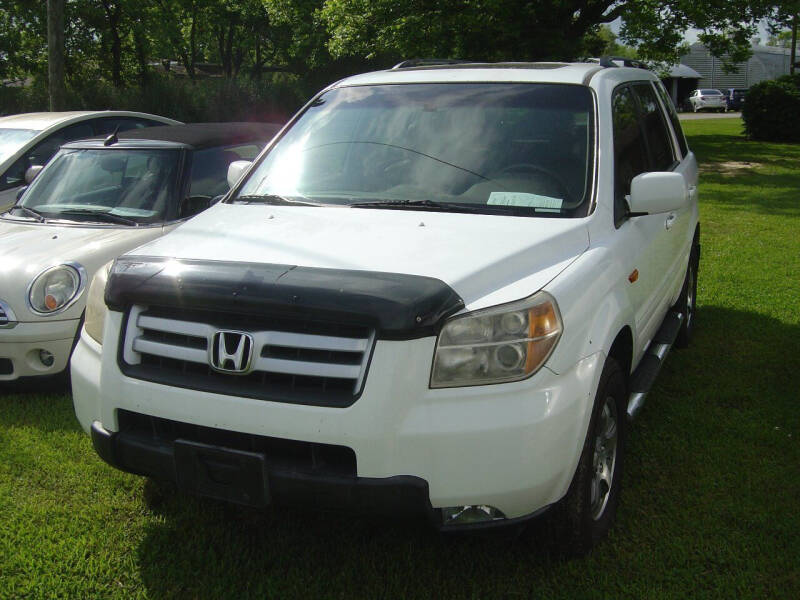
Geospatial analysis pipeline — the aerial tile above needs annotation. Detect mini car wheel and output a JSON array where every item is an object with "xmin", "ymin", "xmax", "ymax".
[
  {"xmin": 549, "ymin": 357, "xmax": 626, "ymax": 556},
  {"xmin": 674, "ymin": 244, "xmax": 699, "ymax": 348}
]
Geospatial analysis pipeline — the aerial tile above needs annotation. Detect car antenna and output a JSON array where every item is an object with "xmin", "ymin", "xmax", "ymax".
[{"xmin": 103, "ymin": 125, "xmax": 121, "ymax": 146}]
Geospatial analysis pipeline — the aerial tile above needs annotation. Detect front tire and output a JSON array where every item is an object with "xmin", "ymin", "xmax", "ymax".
[
  {"xmin": 674, "ymin": 244, "xmax": 699, "ymax": 348},
  {"xmin": 550, "ymin": 358, "xmax": 627, "ymax": 556}
]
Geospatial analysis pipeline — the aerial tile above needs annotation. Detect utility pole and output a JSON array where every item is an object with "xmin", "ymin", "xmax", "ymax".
[{"xmin": 47, "ymin": 0, "xmax": 66, "ymax": 111}]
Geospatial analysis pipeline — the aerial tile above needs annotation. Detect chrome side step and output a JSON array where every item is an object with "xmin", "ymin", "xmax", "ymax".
[{"xmin": 626, "ymin": 311, "xmax": 684, "ymax": 420}]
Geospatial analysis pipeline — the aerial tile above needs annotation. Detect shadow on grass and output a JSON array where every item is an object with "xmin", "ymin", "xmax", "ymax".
[
  {"xmin": 700, "ymin": 171, "xmax": 800, "ymax": 216},
  {"xmin": 0, "ymin": 372, "xmax": 70, "ymax": 396},
  {"xmin": 136, "ymin": 495, "xmax": 552, "ymax": 598},
  {"xmin": 688, "ymin": 133, "xmax": 800, "ymax": 169},
  {"xmin": 0, "ymin": 375, "xmax": 79, "ymax": 433},
  {"xmin": 131, "ymin": 305, "xmax": 799, "ymax": 599}
]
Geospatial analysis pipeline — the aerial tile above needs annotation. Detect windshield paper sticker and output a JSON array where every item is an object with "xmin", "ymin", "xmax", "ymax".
[{"xmin": 488, "ymin": 192, "xmax": 563, "ymax": 210}]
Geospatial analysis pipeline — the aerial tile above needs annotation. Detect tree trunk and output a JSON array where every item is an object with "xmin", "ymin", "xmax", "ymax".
[
  {"xmin": 102, "ymin": 1, "xmax": 123, "ymax": 87},
  {"xmin": 187, "ymin": 1, "xmax": 197, "ymax": 79},
  {"xmin": 791, "ymin": 13, "xmax": 798, "ymax": 76},
  {"xmin": 47, "ymin": 0, "xmax": 66, "ymax": 111},
  {"xmin": 134, "ymin": 29, "xmax": 149, "ymax": 86}
]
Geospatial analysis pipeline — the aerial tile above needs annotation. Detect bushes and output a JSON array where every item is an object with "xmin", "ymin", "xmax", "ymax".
[
  {"xmin": 1, "ymin": 74, "xmax": 307, "ymax": 124},
  {"xmin": 742, "ymin": 74, "xmax": 800, "ymax": 143}
]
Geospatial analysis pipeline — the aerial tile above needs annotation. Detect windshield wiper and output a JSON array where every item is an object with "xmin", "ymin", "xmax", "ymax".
[
  {"xmin": 234, "ymin": 194, "xmax": 322, "ymax": 206},
  {"xmin": 49, "ymin": 209, "xmax": 139, "ymax": 226},
  {"xmin": 10, "ymin": 205, "xmax": 46, "ymax": 222},
  {"xmin": 349, "ymin": 199, "xmax": 493, "ymax": 214}
]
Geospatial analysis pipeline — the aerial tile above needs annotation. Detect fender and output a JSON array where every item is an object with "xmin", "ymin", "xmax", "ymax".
[{"xmin": 545, "ymin": 245, "xmax": 639, "ymax": 377}]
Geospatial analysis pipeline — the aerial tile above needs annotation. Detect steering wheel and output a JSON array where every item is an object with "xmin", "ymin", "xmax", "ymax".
[{"xmin": 495, "ymin": 163, "xmax": 570, "ymax": 200}]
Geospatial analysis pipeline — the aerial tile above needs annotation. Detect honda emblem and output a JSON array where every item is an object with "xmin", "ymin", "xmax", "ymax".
[{"xmin": 209, "ymin": 330, "xmax": 254, "ymax": 374}]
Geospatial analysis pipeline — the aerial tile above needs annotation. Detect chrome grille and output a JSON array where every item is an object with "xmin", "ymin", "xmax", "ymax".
[
  {"xmin": 120, "ymin": 305, "xmax": 375, "ymax": 407},
  {"xmin": 0, "ymin": 300, "xmax": 17, "ymax": 328}
]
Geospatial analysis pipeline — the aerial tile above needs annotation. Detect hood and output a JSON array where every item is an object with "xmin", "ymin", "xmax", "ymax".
[
  {"xmin": 0, "ymin": 219, "xmax": 167, "ymax": 321},
  {"xmin": 129, "ymin": 204, "xmax": 589, "ymax": 309}
]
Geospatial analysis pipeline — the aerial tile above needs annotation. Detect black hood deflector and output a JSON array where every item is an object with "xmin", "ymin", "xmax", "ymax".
[{"xmin": 105, "ymin": 256, "xmax": 465, "ymax": 340}]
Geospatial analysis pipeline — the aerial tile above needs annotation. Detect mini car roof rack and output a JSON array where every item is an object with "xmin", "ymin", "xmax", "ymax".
[{"xmin": 392, "ymin": 58, "xmax": 478, "ymax": 69}]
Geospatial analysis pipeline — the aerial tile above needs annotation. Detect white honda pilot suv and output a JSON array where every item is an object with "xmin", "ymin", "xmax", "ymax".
[{"xmin": 72, "ymin": 61, "xmax": 699, "ymax": 554}]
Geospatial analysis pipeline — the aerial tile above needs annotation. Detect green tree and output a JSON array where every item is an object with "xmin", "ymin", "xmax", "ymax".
[
  {"xmin": 765, "ymin": 2, "xmax": 799, "ymax": 74},
  {"xmin": 320, "ymin": 0, "xmax": 783, "ymax": 69}
]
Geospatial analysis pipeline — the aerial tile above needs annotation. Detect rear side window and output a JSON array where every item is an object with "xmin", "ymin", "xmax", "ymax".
[
  {"xmin": 631, "ymin": 83, "xmax": 676, "ymax": 171},
  {"xmin": 612, "ymin": 86, "xmax": 648, "ymax": 224},
  {"xmin": 653, "ymin": 81, "xmax": 689, "ymax": 157}
]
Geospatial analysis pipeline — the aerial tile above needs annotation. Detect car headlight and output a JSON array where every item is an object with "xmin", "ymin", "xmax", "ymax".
[
  {"xmin": 27, "ymin": 263, "xmax": 86, "ymax": 315},
  {"xmin": 430, "ymin": 291, "xmax": 562, "ymax": 388},
  {"xmin": 84, "ymin": 262, "xmax": 112, "ymax": 344}
]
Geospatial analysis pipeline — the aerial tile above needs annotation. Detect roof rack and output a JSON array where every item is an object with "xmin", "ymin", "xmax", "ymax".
[
  {"xmin": 598, "ymin": 56, "xmax": 649, "ymax": 70},
  {"xmin": 392, "ymin": 59, "xmax": 478, "ymax": 69}
]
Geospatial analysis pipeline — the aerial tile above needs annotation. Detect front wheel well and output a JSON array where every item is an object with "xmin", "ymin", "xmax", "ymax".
[{"xmin": 607, "ymin": 327, "xmax": 633, "ymax": 385}]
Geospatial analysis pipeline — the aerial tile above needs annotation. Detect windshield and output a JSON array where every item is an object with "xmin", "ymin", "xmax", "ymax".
[
  {"xmin": 700, "ymin": 89, "xmax": 722, "ymax": 95},
  {"xmin": 236, "ymin": 83, "xmax": 595, "ymax": 217},
  {"xmin": 19, "ymin": 148, "xmax": 181, "ymax": 224},
  {"xmin": 0, "ymin": 128, "xmax": 38, "ymax": 164}
]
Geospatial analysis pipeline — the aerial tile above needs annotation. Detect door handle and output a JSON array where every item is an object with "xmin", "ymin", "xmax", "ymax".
[
  {"xmin": 665, "ymin": 212, "xmax": 677, "ymax": 230},
  {"xmin": 688, "ymin": 185, "xmax": 698, "ymax": 201}
]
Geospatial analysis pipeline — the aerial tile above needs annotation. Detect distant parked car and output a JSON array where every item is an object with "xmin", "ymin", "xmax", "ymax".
[
  {"xmin": 688, "ymin": 89, "xmax": 727, "ymax": 112},
  {"xmin": 0, "ymin": 111, "xmax": 181, "ymax": 213},
  {"xmin": 0, "ymin": 122, "xmax": 281, "ymax": 383},
  {"xmin": 722, "ymin": 88, "xmax": 748, "ymax": 111}
]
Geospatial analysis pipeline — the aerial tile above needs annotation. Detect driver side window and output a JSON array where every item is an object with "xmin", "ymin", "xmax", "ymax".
[{"xmin": 612, "ymin": 85, "xmax": 648, "ymax": 227}]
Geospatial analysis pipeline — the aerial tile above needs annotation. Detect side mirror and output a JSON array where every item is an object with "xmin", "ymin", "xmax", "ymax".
[
  {"xmin": 628, "ymin": 172, "xmax": 687, "ymax": 215},
  {"xmin": 24, "ymin": 165, "xmax": 44, "ymax": 184},
  {"xmin": 227, "ymin": 160, "xmax": 252, "ymax": 190},
  {"xmin": 16, "ymin": 186, "xmax": 28, "ymax": 201}
]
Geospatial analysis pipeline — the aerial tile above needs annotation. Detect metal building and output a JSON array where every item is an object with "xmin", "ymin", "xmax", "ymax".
[{"xmin": 680, "ymin": 42, "xmax": 794, "ymax": 90}]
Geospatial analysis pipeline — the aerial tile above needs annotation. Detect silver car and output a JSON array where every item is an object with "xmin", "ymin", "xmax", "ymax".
[
  {"xmin": 688, "ymin": 89, "xmax": 727, "ymax": 112},
  {"xmin": 0, "ymin": 111, "xmax": 181, "ymax": 212}
]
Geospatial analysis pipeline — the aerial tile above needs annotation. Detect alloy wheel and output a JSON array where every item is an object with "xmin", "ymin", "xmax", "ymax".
[{"xmin": 590, "ymin": 396, "xmax": 619, "ymax": 520}]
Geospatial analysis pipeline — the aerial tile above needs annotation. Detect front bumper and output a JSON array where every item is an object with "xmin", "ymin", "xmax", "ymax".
[
  {"xmin": 91, "ymin": 419, "xmax": 438, "ymax": 518},
  {"xmin": 0, "ymin": 319, "xmax": 80, "ymax": 381},
  {"xmin": 72, "ymin": 312, "xmax": 605, "ymax": 523}
]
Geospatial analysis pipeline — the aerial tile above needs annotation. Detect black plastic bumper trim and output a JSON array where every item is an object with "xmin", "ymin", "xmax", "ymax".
[
  {"xmin": 91, "ymin": 420, "xmax": 435, "ymax": 520},
  {"xmin": 90, "ymin": 420, "xmax": 552, "ymax": 531}
]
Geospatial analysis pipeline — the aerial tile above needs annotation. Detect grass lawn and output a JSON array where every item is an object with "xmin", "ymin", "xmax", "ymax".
[{"xmin": 1, "ymin": 117, "xmax": 799, "ymax": 599}]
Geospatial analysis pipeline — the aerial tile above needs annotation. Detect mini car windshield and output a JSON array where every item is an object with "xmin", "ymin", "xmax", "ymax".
[
  {"xmin": 0, "ymin": 128, "xmax": 38, "ymax": 164},
  {"xmin": 19, "ymin": 148, "xmax": 180, "ymax": 224},
  {"xmin": 235, "ymin": 83, "xmax": 596, "ymax": 217}
]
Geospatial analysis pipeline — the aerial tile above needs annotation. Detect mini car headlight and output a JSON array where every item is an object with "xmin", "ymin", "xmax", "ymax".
[
  {"xmin": 84, "ymin": 262, "xmax": 112, "ymax": 344},
  {"xmin": 27, "ymin": 263, "xmax": 86, "ymax": 315},
  {"xmin": 430, "ymin": 292, "xmax": 562, "ymax": 388}
]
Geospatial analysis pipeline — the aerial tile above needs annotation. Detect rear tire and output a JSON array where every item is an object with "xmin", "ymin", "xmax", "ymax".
[{"xmin": 549, "ymin": 358, "xmax": 626, "ymax": 556}]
